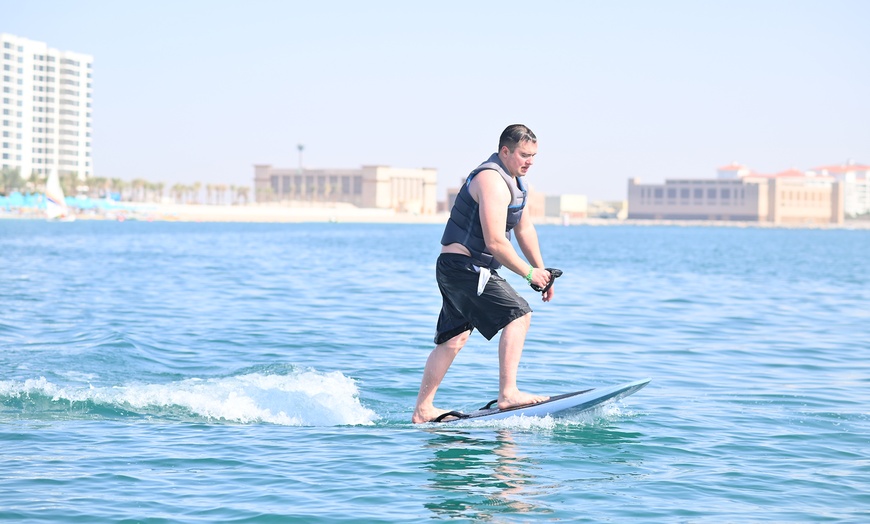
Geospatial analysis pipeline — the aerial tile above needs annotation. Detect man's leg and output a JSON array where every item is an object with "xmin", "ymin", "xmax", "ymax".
[
  {"xmin": 412, "ymin": 330, "xmax": 470, "ymax": 423},
  {"xmin": 498, "ymin": 312, "xmax": 549, "ymax": 409}
]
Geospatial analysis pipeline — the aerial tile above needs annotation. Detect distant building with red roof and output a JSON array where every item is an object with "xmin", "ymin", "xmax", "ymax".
[
  {"xmin": 716, "ymin": 163, "xmax": 754, "ymax": 179},
  {"xmin": 810, "ymin": 162, "xmax": 870, "ymax": 177},
  {"xmin": 807, "ymin": 162, "xmax": 870, "ymax": 216},
  {"xmin": 627, "ymin": 162, "xmax": 854, "ymax": 224}
]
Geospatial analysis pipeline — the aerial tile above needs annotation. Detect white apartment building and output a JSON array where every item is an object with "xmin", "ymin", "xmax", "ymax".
[
  {"xmin": 811, "ymin": 162, "xmax": 870, "ymax": 217},
  {"xmin": 1, "ymin": 33, "xmax": 93, "ymax": 181}
]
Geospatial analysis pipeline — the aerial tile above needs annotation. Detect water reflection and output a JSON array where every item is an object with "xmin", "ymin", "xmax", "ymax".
[
  {"xmin": 421, "ymin": 420, "xmax": 648, "ymax": 520},
  {"xmin": 423, "ymin": 429, "xmax": 551, "ymax": 520}
]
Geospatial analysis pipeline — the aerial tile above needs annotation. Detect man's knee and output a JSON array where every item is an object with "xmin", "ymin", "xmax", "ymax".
[
  {"xmin": 511, "ymin": 312, "xmax": 532, "ymax": 329},
  {"xmin": 439, "ymin": 330, "xmax": 470, "ymax": 355}
]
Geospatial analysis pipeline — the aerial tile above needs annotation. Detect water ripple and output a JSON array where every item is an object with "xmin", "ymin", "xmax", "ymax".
[{"xmin": 1, "ymin": 221, "xmax": 869, "ymax": 522}]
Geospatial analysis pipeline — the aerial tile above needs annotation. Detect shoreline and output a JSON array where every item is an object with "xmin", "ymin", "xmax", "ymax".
[{"xmin": 2, "ymin": 202, "xmax": 869, "ymax": 229}]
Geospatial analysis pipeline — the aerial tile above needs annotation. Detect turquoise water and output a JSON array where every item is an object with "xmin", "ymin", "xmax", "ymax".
[{"xmin": 1, "ymin": 220, "xmax": 868, "ymax": 523}]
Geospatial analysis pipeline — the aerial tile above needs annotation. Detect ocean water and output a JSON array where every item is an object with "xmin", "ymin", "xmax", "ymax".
[{"xmin": 1, "ymin": 220, "xmax": 868, "ymax": 523}]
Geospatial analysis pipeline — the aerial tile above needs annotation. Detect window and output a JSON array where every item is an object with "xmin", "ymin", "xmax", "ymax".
[
  {"xmin": 654, "ymin": 188, "xmax": 663, "ymax": 199},
  {"xmin": 680, "ymin": 188, "xmax": 690, "ymax": 199},
  {"xmin": 694, "ymin": 188, "xmax": 703, "ymax": 199},
  {"xmin": 721, "ymin": 189, "xmax": 731, "ymax": 199},
  {"xmin": 707, "ymin": 188, "xmax": 717, "ymax": 199}
]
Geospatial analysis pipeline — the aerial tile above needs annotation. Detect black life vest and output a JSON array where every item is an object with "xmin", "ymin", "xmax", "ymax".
[{"xmin": 440, "ymin": 153, "xmax": 527, "ymax": 269}]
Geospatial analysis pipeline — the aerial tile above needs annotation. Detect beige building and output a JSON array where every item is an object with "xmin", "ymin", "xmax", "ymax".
[
  {"xmin": 627, "ymin": 166, "xmax": 844, "ymax": 225},
  {"xmin": 588, "ymin": 200, "xmax": 628, "ymax": 219},
  {"xmin": 254, "ymin": 164, "xmax": 438, "ymax": 215},
  {"xmin": 545, "ymin": 194, "xmax": 588, "ymax": 219}
]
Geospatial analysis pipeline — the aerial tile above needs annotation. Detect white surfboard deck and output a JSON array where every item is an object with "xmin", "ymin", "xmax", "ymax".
[{"xmin": 432, "ymin": 378, "xmax": 651, "ymax": 423}]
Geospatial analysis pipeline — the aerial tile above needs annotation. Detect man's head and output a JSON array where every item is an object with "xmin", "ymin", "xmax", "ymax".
[
  {"xmin": 498, "ymin": 124, "xmax": 538, "ymax": 177},
  {"xmin": 498, "ymin": 124, "xmax": 537, "ymax": 153}
]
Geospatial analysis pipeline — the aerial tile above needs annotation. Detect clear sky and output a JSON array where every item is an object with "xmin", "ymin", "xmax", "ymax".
[{"xmin": 4, "ymin": 0, "xmax": 869, "ymax": 201}]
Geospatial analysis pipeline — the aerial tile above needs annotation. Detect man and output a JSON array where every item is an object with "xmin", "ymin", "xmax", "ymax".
[{"xmin": 412, "ymin": 124, "xmax": 555, "ymax": 424}]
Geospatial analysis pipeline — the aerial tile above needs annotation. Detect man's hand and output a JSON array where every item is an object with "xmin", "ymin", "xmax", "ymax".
[{"xmin": 530, "ymin": 268, "xmax": 562, "ymax": 302}]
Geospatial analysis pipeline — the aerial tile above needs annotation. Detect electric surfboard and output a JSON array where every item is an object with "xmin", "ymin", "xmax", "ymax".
[{"xmin": 432, "ymin": 378, "xmax": 651, "ymax": 423}]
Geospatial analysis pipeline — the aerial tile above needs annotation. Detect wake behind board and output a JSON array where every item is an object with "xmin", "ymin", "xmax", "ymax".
[{"xmin": 433, "ymin": 378, "xmax": 651, "ymax": 423}]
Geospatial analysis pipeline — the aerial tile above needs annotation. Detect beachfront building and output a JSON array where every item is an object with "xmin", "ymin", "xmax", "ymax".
[
  {"xmin": 588, "ymin": 200, "xmax": 628, "ymax": 219},
  {"xmin": 545, "ymin": 194, "xmax": 588, "ymax": 219},
  {"xmin": 811, "ymin": 162, "xmax": 870, "ymax": 218},
  {"xmin": 1, "ymin": 34, "xmax": 93, "ymax": 182},
  {"xmin": 253, "ymin": 164, "xmax": 438, "ymax": 215},
  {"xmin": 627, "ymin": 164, "xmax": 844, "ymax": 225}
]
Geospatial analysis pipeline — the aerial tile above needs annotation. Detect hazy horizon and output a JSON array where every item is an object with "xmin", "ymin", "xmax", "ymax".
[{"xmin": 4, "ymin": 0, "xmax": 868, "ymax": 201}]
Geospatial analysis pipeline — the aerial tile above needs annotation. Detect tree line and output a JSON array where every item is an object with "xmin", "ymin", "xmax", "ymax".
[{"xmin": 0, "ymin": 167, "xmax": 250, "ymax": 205}]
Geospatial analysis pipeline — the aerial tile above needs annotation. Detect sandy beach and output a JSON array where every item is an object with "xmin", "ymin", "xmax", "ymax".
[
  {"xmin": 124, "ymin": 202, "xmax": 449, "ymax": 224},
  {"xmin": 3, "ymin": 200, "xmax": 869, "ymax": 228},
  {"xmin": 1, "ymin": 201, "xmax": 447, "ymax": 224}
]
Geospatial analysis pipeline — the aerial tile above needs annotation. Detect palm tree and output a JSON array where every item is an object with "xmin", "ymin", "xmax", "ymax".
[
  {"xmin": 131, "ymin": 178, "xmax": 148, "ymax": 202},
  {"xmin": 191, "ymin": 182, "xmax": 202, "ymax": 204},
  {"xmin": 1, "ymin": 166, "xmax": 23, "ymax": 195},
  {"xmin": 110, "ymin": 178, "xmax": 127, "ymax": 201},
  {"xmin": 171, "ymin": 183, "xmax": 186, "ymax": 204},
  {"xmin": 86, "ymin": 176, "xmax": 109, "ymax": 198},
  {"xmin": 151, "ymin": 182, "xmax": 165, "ymax": 203},
  {"xmin": 59, "ymin": 172, "xmax": 78, "ymax": 197},
  {"xmin": 256, "ymin": 186, "xmax": 272, "ymax": 203}
]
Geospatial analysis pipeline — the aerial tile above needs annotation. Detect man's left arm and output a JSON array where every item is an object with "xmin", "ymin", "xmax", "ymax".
[{"xmin": 513, "ymin": 212, "xmax": 555, "ymax": 302}]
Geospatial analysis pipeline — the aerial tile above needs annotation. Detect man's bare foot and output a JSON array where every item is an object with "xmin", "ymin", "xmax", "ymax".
[
  {"xmin": 498, "ymin": 389, "xmax": 549, "ymax": 410},
  {"xmin": 412, "ymin": 406, "xmax": 452, "ymax": 424}
]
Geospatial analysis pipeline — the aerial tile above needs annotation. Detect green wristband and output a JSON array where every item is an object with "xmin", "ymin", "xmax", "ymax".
[{"xmin": 524, "ymin": 266, "xmax": 534, "ymax": 283}]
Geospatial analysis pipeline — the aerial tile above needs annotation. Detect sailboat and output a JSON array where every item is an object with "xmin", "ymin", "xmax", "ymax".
[{"xmin": 45, "ymin": 171, "xmax": 75, "ymax": 222}]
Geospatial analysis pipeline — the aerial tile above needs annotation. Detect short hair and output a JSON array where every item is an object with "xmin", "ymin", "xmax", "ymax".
[{"xmin": 499, "ymin": 124, "xmax": 537, "ymax": 152}]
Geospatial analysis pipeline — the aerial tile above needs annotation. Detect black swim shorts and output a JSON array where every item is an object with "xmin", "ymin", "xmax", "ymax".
[{"xmin": 434, "ymin": 253, "xmax": 532, "ymax": 344}]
